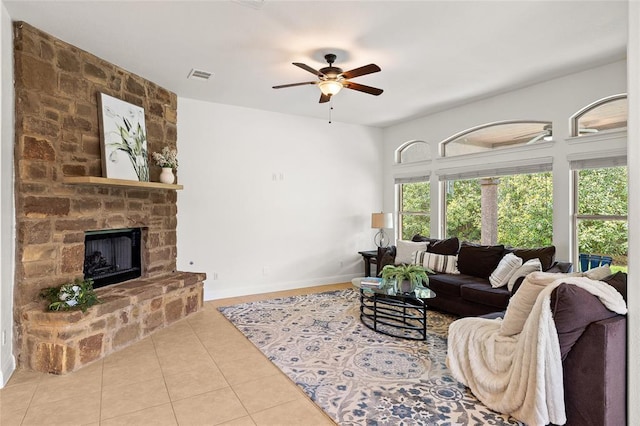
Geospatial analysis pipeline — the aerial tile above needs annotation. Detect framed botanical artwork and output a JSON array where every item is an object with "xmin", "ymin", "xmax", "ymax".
[{"xmin": 97, "ymin": 93, "xmax": 149, "ymax": 181}]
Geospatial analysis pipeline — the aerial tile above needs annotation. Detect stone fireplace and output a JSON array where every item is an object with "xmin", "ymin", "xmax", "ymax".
[{"xmin": 13, "ymin": 22, "xmax": 205, "ymax": 374}]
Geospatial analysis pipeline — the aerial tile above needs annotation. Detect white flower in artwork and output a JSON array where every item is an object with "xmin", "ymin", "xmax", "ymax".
[{"xmin": 104, "ymin": 106, "xmax": 117, "ymax": 118}]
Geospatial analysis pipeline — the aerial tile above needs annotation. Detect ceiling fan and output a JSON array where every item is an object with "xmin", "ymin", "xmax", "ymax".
[{"xmin": 273, "ymin": 53, "xmax": 383, "ymax": 103}]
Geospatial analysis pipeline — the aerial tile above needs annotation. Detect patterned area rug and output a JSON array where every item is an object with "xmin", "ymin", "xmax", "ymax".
[{"xmin": 219, "ymin": 289, "xmax": 521, "ymax": 425}]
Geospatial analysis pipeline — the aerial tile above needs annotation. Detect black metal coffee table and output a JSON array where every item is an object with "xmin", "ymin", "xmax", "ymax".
[{"xmin": 359, "ymin": 285, "xmax": 436, "ymax": 341}]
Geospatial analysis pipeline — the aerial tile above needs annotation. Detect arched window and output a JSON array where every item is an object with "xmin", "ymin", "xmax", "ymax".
[
  {"xmin": 571, "ymin": 94, "xmax": 627, "ymax": 137},
  {"xmin": 440, "ymin": 120, "xmax": 552, "ymax": 157},
  {"xmin": 395, "ymin": 140, "xmax": 430, "ymax": 164}
]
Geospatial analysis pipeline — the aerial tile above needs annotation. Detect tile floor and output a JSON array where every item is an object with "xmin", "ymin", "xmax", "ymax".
[{"xmin": 0, "ymin": 283, "xmax": 351, "ymax": 425}]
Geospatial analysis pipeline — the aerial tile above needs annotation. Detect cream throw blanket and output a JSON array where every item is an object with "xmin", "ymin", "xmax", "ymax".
[{"xmin": 446, "ymin": 272, "xmax": 627, "ymax": 426}]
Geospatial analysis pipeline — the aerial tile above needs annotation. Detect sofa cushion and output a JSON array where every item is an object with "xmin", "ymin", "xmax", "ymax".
[
  {"xmin": 428, "ymin": 273, "xmax": 479, "ymax": 297},
  {"xmin": 427, "ymin": 237, "xmax": 460, "ymax": 255},
  {"xmin": 457, "ymin": 242, "xmax": 505, "ymax": 279},
  {"xmin": 414, "ymin": 251, "xmax": 459, "ymax": 274},
  {"xmin": 512, "ymin": 246, "xmax": 556, "ymax": 271},
  {"xmin": 376, "ymin": 246, "xmax": 396, "ymax": 276},
  {"xmin": 507, "ymin": 258, "xmax": 543, "ymax": 292},
  {"xmin": 411, "ymin": 235, "xmax": 460, "ymax": 255},
  {"xmin": 602, "ymin": 271, "xmax": 627, "ymax": 301},
  {"xmin": 489, "ymin": 253, "xmax": 523, "ymax": 288},
  {"xmin": 460, "ymin": 282, "xmax": 511, "ymax": 309},
  {"xmin": 395, "ymin": 240, "xmax": 428, "ymax": 265},
  {"xmin": 551, "ymin": 283, "xmax": 618, "ymax": 360},
  {"xmin": 499, "ymin": 271, "xmax": 567, "ymax": 337}
]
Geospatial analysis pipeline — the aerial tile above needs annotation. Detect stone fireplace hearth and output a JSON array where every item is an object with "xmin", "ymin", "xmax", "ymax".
[{"xmin": 13, "ymin": 22, "xmax": 205, "ymax": 373}]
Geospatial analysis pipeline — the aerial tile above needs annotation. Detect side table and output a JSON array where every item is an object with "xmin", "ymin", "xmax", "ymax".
[{"xmin": 357, "ymin": 250, "xmax": 378, "ymax": 277}]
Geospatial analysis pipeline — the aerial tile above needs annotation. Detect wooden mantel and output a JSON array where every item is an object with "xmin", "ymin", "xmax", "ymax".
[{"xmin": 63, "ymin": 176, "xmax": 184, "ymax": 190}]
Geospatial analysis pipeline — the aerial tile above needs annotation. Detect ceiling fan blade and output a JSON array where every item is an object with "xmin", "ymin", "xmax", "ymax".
[
  {"xmin": 340, "ymin": 64, "xmax": 381, "ymax": 80},
  {"xmin": 293, "ymin": 62, "xmax": 323, "ymax": 77},
  {"xmin": 272, "ymin": 82, "xmax": 317, "ymax": 89},
  {"xmin": 343, "ymin": 81, "xmax": 384, "ymax": 96},
  {"xmin": 319, "ymin": 93, "xmax": 331, "ymax": 103}
]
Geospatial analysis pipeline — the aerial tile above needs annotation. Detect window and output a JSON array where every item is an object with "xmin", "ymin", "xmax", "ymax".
[
  {"xmin": 571, "ymin": 94, "xmax": 627, "ymax": 137},
  {"xmin": 571, "ymin": 160, "xmax": 627, "ymax": 272},
  {"xmin": 396, "ymin": 177, "xmax": 430, "ymax": 240},
  {"xmin": 442, "ymin": 169, "xmax": 553, "ymax": 246},
  {"xmin": 396, "ymin": 140, "xmax": 430, "ymax": 164},
  {"xmin": 444, "ymin": 179, "xmax": 481, "ymax": 242},
  {"xmin": 441, "ymin": 120, "xmax": 552, "ymax": 157}
]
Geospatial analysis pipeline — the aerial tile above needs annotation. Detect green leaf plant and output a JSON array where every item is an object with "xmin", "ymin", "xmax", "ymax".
[
  {"xmin": 39, "ymin": 278, "xmax": 101, "ymax": 313},
  {"xmin": 380, "ymin": 264, "xmax": 433, "ymax": 288}
]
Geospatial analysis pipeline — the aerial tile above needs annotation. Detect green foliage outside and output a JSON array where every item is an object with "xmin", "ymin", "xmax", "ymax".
[
  {"xmin": 445, "ymin": 180, "xmax": 481, "ymax": 242},
  {"xmin": 577, "ymin": 167, "xmax": 628, "ymax": 267},
  {"xmin": 497, "ymin": 173, "xmax": 553, "ymax": 247},
  {"xmin": 401, "ymin": 167, "xmax": 628, "ymax": 269},
  {"xmin": 399, "ymin": 182, "xmax": 430, "ymax": 239}
]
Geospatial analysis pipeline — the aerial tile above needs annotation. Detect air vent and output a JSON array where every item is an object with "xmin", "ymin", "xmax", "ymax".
[
  {"xmin": 232, "ymin": 0, "xmax": 265, "ymax": 9},
  {"xmin": 187, "ymin": 69, "xmax": 213, "ymax": 81}
]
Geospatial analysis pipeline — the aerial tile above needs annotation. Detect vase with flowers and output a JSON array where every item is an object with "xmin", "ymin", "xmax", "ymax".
[{"xmin": 152, "ymin": 146, "xmax": 178, "ymax": 184}]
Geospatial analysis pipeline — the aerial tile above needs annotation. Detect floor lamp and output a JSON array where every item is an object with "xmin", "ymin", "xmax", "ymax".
[{"xmin": 371, "ymin": 212, "xmax": 393, "ymax": 248}]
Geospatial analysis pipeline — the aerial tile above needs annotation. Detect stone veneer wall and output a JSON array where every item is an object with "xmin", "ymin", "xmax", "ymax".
[{"xmin": 13, "ymin": 22, "xmax": 198, "ymax": 370}]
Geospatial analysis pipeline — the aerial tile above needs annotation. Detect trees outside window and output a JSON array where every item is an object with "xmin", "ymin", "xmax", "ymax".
[
  {"xmin": 398, "ymin": 181, "xmax": 430, "ymax": 240},
  {"xmin": 445, "ymin": 179, "xmax": 481, "ymax": 242},
  {"xmin": 574, "ymin": 166, "xmax": 628, "ymax": 271},
  {"xmin": 444, "ymin": 172, "xmax": 553, "ymax": 247}
]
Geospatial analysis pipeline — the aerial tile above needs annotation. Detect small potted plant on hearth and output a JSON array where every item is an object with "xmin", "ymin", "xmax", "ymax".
[
  {"xmin": 381, "ymin": 264, "xmax": 433, "ymax": 294},
  {"xmin": 40, "ymin": 278, "xmax": 101, "ymax": 313}
]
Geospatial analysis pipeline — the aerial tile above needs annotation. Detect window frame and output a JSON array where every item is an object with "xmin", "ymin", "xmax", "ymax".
[
  {"xmin": 396, "ymin": 177, "xmax": 430, "ymax": 240},
  {"xmin": 395, "ymin": 140, "xmax": 431, "ymax": 165},
  {"xmin": 439, "ymin": 120, "xmax": 552, "ymax": 157},
  {"xmin": 570, "ymin": 93, "xmax": 628, "ymax": 137},
  {"xmin": 571, "ymin": 164, "xmax": 628, "ymax": 269}
]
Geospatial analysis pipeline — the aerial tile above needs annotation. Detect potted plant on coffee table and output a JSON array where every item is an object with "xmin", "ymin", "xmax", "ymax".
[{"xmin": 380, "ymin": 264, "xmax": 433, "ymax": 294}]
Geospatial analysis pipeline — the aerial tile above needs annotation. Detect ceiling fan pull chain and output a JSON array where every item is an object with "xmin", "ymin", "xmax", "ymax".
[{"xmin": 329, "ymin": 99, "xmax": 333, "ymax": 124}]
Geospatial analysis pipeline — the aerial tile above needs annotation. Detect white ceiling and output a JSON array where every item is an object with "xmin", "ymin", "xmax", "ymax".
[{"xmin": 3, "ymin": 0, "xmax": 628, "ymax": 128}]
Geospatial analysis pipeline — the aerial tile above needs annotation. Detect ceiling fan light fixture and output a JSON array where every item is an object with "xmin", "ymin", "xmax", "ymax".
[{"xmin": 318, "ymin": 80, "xmax": 343, "ymax": 96}]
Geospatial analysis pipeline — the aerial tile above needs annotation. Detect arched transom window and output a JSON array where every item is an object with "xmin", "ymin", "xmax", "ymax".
[
  {"xmin": 396, "ymin": 140, "xmax": 430, "ymax": 164},
  {"xmin": 441, "ymin": 120, "xmax": 552, "ymax": 157},
  {"xmin": 571, "ymin": 94, "xmax": 627, "ymax": 137}
]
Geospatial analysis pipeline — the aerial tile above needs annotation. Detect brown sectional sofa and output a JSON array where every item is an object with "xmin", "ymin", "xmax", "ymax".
[
  {"xmin": 376, "ymin": 235, "xmax": 572, "ymax": 316},
  {"xmin": 377, "ymin": 234, "xmax": 627, "ymax": 425}
]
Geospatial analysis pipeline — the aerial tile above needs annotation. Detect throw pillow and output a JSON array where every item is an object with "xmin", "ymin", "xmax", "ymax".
[
  {"xmin": 457, "ymin": 242, "xmax": 505, "ymax": 278},
  {"xmin": 395, "ymin": 240, "xmax": 428, "ymax": 265},
  {"xmin": 584, "ymin": 265, "xmax": 612, "ymax": 281},
  {"xmin": 602, "ymin": 271, "xmax": 627, "ymax": 301},
  {"xmin": 499, "ymin": 271, "xmax": 567, "ymax": 337},
  {"xmin": 507, "ymin": 258, "xmax": 543, "ymax": 292},
  {"xmin": 551, "ymin": 283, "xmax": 618, "ymax": 360},
  {"xmin": 376, "ymin": 246, "xmax": 396, "ymax": 276},
  {"xmin": 489, "ymin": 253, "xmax": 523, "ymax": 288},
  {"xmin": 512, "ymin": 246, "xmax": 556, "ymax": 271},
  {"xmin": 427, "ymin": 237, "xmax": 460, "ymax": 255},
  {"xmin": 414, "ymin": 251, "xmax": 459, "ymax": 274}
]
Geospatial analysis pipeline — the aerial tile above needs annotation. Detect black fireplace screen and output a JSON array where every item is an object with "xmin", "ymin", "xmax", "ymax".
[{"xmin": 83, "ymin": 228, "xmax": 142, "ymax": 288}]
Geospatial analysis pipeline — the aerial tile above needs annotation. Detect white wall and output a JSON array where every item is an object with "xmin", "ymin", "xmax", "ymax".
[
  {"xmin": 382, "ymin": 60, "xmax": 627, "ymax": 262},
  {"xmin": 0, "ymin": 1, "xmax": 15, "ymax": 387},
  {"xmin": 176, "ymin": 99, "xmax": 383, "ymax": 300},
  {"xmin": 626, "ymin": 1, "xmax": 639, "ymax": 423}
]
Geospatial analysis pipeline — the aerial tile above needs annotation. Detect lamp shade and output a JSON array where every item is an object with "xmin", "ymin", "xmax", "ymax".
[
  {"xmin": 318, "ymin": 80, "xmax": 343, "ymax": 96},
  {"xmin": 371, "ymin": 212, "xmax": 393, "ymax": 229}
]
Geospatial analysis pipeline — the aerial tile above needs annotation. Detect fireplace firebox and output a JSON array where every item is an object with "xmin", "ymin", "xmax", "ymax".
[{"xmin": 84, "ymin": 228, "xmax": 142, "ymax": 288}]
